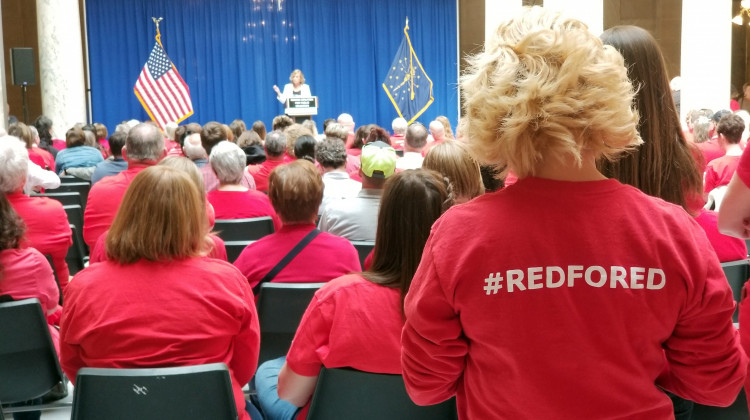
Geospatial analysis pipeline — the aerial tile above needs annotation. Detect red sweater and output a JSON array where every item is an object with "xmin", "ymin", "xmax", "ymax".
[
  {"xmin": 248, "ymin": 159, "xmax": 285, "ymax": 192},
  {"xmin": 7, "ymin": 191, "xmax": 72, "ymax": 289},
  {"xmin": 60, "ymin": 257, "xmax": 259, "ymax": 420},
  {"xmin": 402, "ymin": 177, "xmax": 745, "ymax": 419}
]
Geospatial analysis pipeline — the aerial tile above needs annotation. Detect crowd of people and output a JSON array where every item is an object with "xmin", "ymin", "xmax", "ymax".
[{"xmin": 2, "ymin": 6, "xmax": 750, "ymax": 420}]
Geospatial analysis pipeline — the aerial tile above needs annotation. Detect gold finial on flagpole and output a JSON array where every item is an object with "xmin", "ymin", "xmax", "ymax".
[
  {"xmin": 152, "ymin": 17, "xmax": 164, "ymax": 45},
  {"xmin": 405, "ymin": 17, "xmax": 409, "ymax": 30}
]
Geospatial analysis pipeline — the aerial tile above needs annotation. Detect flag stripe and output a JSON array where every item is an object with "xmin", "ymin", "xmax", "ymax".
[
  {"xmin": 136, "ymin": 74, "xmax": 169, "ymax": 127},
  {"xmin": 138, "ymin": 70, "xmax": 175, "ymax": 125},
  {"xmin": 133, "ymin": 41, "xmax": 194, "ymax": 129}
]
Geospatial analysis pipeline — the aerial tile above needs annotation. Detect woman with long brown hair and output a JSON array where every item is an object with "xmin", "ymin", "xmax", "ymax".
[
  {"xmin": 59, "ymin": 165, "xmax": 261, "ymax": 420},
  {"xmin": 254, "ymin": 169, "xmax": 451, "ymax": 420}
]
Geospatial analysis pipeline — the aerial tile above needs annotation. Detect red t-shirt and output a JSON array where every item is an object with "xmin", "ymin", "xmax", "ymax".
[
  {"xmin": 83, "ymin": 164, "xmax": 150, "ymax": 246},
  {"xmin": 233, "ymin": 224, "xmax": 360, "ymax": 290},
  {"xmin": 247, "ymin": 159, "xmax": 285, "ymax": 192},
  {"xmin": 206, "ymin": 189, "xmax": 281, "ymax": 230},
  {"xmin": 60, "ymin": 257, "xmax": 259, "ymax": 420},
  {"xmin": 694, "ymin": 209, "xmax": 747, "ymax": 262},
  {"xmin": 29, "ymin": 147, "xmax": 56, "ymax": 171},
  {"xmin": 7, "ymin": 191, "xmax": 72, "ymax": 289},
  {"xmin": 696, "ymin": 139, "xmax": 725, "ymax": 171},
  {"xmin": 402, "ymin": 177, "xmax": 745, "ymax": 419},
  {"xmin": 737, "ymin": 145, "xmax": 750, "ymax": 187},
  {"xmin": 704, "ymin": 155, "xmax": 741, "ymax": 193}
]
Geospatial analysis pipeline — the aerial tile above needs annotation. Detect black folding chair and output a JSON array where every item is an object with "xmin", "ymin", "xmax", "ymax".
[
  {"xmin": 721, "ymin": 259, "xmax": 750, "ymax": 322},
  {"xmin": 307, "ymin": 367, "xmax": 458, "ymax": 420},
  {"xmin": 31, "ymin": 191, "xmax": 83, "ymax": 208},
  {"xmin": 66, "ymin": 224, "xmax": 87, "ymax": 276},
  {"xmin": 255, "ymin": 282, "xmax": 324, "ymax": 365},
  {"xmin": 51, "ymin": 182, "xmax": 90, "ymax": 211},
  {"xmin": 0, "ymin": 299, "xmax": 71, "ymax": 417},
  {"xmin": 350, "ymin": 241, "xmax": 375, "ymax": 270},
  {"xmin": 214, "ymin": 216, "xmax": 275, "ymax": 242},
  {"xmin": 71, "ymin": 363, "xmax": 237, "ymax": 420},
  {"xmin": 224, "ymin": 240, "xmax": 254, "ymax": 264}
]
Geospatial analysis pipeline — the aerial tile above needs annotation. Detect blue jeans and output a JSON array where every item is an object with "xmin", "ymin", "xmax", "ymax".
[{"xmin": 254, "ymin": 357, "xmax": 301, "ymax": 420}]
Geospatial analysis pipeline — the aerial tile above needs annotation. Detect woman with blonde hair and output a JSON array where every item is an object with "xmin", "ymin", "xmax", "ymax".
[
  {"xmin": 423, "ymin": 140, "xmax": 484, "ymax": 204},
  {"xmin": 273, "ymin": 69, "xmax": 311, "ymax": 104},
  {"xmin": 401, "ymin": 7, "xmax": 744, "ymax": 419},
  {"xmin": 60, "ymin": 165, "xmax": 262, "ymax": 420}
]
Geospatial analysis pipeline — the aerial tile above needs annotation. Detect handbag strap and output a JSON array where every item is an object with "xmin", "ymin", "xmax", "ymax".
[{"xmin": 253, "ymin": 228, "xmax": 321, "ymax": 294}]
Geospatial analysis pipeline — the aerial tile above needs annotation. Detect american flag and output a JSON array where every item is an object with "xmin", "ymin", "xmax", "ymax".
[{"xmin": 134, "ymin": 42, "xmax": 193, "ymax": 129}]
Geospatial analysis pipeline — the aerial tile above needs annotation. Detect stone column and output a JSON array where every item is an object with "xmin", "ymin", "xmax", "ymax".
[
  {"xmin": 485, "ymin": 0, "xmax": 524, "ymax": 41},
  {"xmin": 543, "ymin": 0, "xmax": 603, "ymax": 35},
  {"xmin": 36, "ymin": 0, "xmax": 86, "ymax": 136},
  {"xmin": 681, "ymin": 0, "xmax": 732, "ymax": 122},
  {"xmin": 0, "ymin": 7, "xmax": 7, "ymax": 132}
]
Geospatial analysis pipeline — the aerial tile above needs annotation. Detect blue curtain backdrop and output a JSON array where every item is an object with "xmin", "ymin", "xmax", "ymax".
[{"xmin": 85, "ymin": 0, "xmax": 458, "ymax": 134}]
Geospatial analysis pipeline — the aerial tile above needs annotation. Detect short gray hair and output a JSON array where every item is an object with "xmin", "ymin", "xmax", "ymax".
[
  {"xmin": 0, "ymin": 136, "xmax": 30, "ymax": 193},
  {"xmin": 406, "ymin": 122, "xmax": 429, "ymax": 149},
  {"xmin": 315, "ymin": 138, "xmax": 347, "ymax": 169},
  {"xmin": 324, "ymin": 123, "xmax": 348, "ymax": 142},
  {"xmin": 392, "ymin": 117, "xmax": 407, "ymax": 134},
  {"xmin": 183, "ymin": 133, "xmax": 207, "ymax": 160},
  {"xmin": 264, "ymin": 131, "xmax": 287, "ymax": 157},
  {"xmin": 209, "ymin": 141, "xmax": 246, "ymax": 184},
  {"xmin": 125, "ymin": 123, "xmax": 164, "ymax": 161}
]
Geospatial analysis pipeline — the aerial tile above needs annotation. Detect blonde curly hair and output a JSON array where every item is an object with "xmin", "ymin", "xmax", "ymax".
[{"xmin": 461, "ymin": 7, "xmax": 641, "ymax": 178}]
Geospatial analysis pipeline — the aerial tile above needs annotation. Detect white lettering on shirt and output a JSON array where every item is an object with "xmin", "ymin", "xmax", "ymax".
[{"xmin": 482, "ymin": 265, "xmax": 667, "ymax": 295}]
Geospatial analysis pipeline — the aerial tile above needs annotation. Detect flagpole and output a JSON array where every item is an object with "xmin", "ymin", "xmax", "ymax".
[{"xmin": 152, "ymin": 17, "xmax": 164, "ymax": 46}]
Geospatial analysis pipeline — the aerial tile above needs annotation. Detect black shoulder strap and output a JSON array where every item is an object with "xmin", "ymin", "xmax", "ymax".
[{"xmin": 253, "ymin": 228, "xmax": 321, "ymax": 294}]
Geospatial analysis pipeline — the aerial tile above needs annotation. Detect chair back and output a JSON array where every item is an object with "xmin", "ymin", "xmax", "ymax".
[
  {"xmin": 721, "ymin": 259, "xmax": 750, "ymax": 322},
  {"xmin": 224, "ymin": 240, "xmax": 254, "ymax": 264},
  {"xmin": 256, "ymin": 282, "xmax": 324, "ymax": 365},
  {"xmin": 52, "ymin": 182, "xmax": 90, "ymax": 210},
  {"xmin": 0, "ymin": 299, "xmax": 64, "ymax": 405},
  {"xmin": 350, "ymin": 241, "xmax": 374, "ymax": 270},
  {"xmin": 66, "ymin": 224, "xmax": 87, "ymax": 275},
  {"xmin": 32, "ymin": 191, "xmax": 83, "ymax": 208},
  {"xmin": 71, "ymin": 363, "xmax": 237, "ymax": 420},
  {"xmin": 214, "ymin": 216, "xmax": 274, "ymax": 242},
  {"xmin": 307, "ymin": 367, "xmax": 458, "ymax": 420}
]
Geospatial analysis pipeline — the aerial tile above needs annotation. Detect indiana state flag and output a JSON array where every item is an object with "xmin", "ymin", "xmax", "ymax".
[{"xmin": 382, "ymin": 19, "xmax": 433, "ymax": 124}]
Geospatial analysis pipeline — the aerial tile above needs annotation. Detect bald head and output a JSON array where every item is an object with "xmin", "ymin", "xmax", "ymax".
[
  {"xmin": 183, "ymin": 133, "xmax": 207, "ymax": 160},
  {"xmin": 337, "ymin": 113, "xmax": 355, "ymax": 132},
  {"xmin": 429, "ymin": 120, "xmax": 445, "ymax": 141},
  {"xmin": 125, "ymin": 123, "xmax": 164, "ymax": 162}
]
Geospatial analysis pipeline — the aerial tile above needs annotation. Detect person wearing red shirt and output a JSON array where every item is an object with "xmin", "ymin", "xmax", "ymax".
[
  {"xmin": 234, "ymin": 160, "xmax": 360, "ymax": 293},
  {"xmin": 207, "ymin": 141, "xmax": 281, "ymax": 229},
  {"xmin": 1, "ymin": 137, "xmax": 72, "ymax": 289},
  {"xmin": 200, "ymin": 121, "xmax": 256, "ymax": 192},
  {"xmin": 9, "ymin": 122, "xmax": 55, "ymax": 171},
  {"xmin": 704, "ymin": 114, "xmax": 745, "ymax": 194},
  {"xmin": 61, "ymin": 166, "xmax": 262, "ymax": 420},
  {"xmin": 401, "ymin": 9, "xmax": 745, "ymax": 420},
  {"xmin": 248, "ymin": 130, "xmax": 287, "ymax": 192},
  {"xmin": 389, "ymin": 117, "xmax": 407, "ymax": 151},
  {"xmin": 83, "ymin": 123, "xmax": 165, "ymax": 246},
  {"xmin": 254, "ymin": 169, "xmax": 450, "ymax": 420}
]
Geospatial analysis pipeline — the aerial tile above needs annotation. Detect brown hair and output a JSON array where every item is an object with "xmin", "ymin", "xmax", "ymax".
[
  {"xmin": 8, "ymin": 122, "xmax": 33, "ymax": 149},
  {"xmin": 423, "ymin": 140, "xmax": 484, "ymax": 203},
  {"xmin": 283, "ymin": 124, "xmax": 314, "ymax": 157},
  {"xmin": 599, "ymin": 25, "xmax": 702, "ymax": 214},
  {"xmin": 94, "ymin": 123, "xmax": 108, "ymax": 140},
  {"xmin": 268, "ymin": 160, "xmax": 323, "ymax": 224},
  {"xmin": 717, "ymin": 114, "xmax": 745, "ymax": 144},
  {"xmin": 229, "ymin": 119, "xmax": 246, "ymax": 140},
  {"xmin": 200, "ymin": 121, "xmax": 227, "ymax": 155},
  {"xmin": 363, "ymin": 169, "xmax": 450, "ymax": 314},
  {"xmin": 0, "ymin": 192, "xmax": 24, "ymax": 252},
  {"xmin": 106, "ymin": 166, "xmax": 207, "ymax": 264},
  {"xmin": 252, "ymin": 120, "xmax": 267, "ymax": 140},
  {"xmin": 66, "ymin": 127, "xmax": 86, "ymax": 148},
  {"xmin": 365, "ymin": 126, "xmax": 392, "ymax": 145}
]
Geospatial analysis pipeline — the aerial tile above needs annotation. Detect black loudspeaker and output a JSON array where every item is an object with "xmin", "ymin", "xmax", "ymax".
[{"xmin": 10, "ymin": 48, "xmax": 36, "ymax": 86}]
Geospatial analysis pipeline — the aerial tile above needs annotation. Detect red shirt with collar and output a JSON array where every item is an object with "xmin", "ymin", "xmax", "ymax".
[{"xmin": 248, "ymin": 158, "xmax": 286, "ymax": 192}]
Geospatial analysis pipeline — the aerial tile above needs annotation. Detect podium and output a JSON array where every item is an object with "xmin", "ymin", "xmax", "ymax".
[{"xmin": 285, "ymin": 96, "xmax": 318, "ymax": 122}]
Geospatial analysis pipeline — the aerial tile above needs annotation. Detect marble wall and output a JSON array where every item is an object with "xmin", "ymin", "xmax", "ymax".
[{"xmin": 36, "ymin": 0, "xmax": 86, "ymax": 136}]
